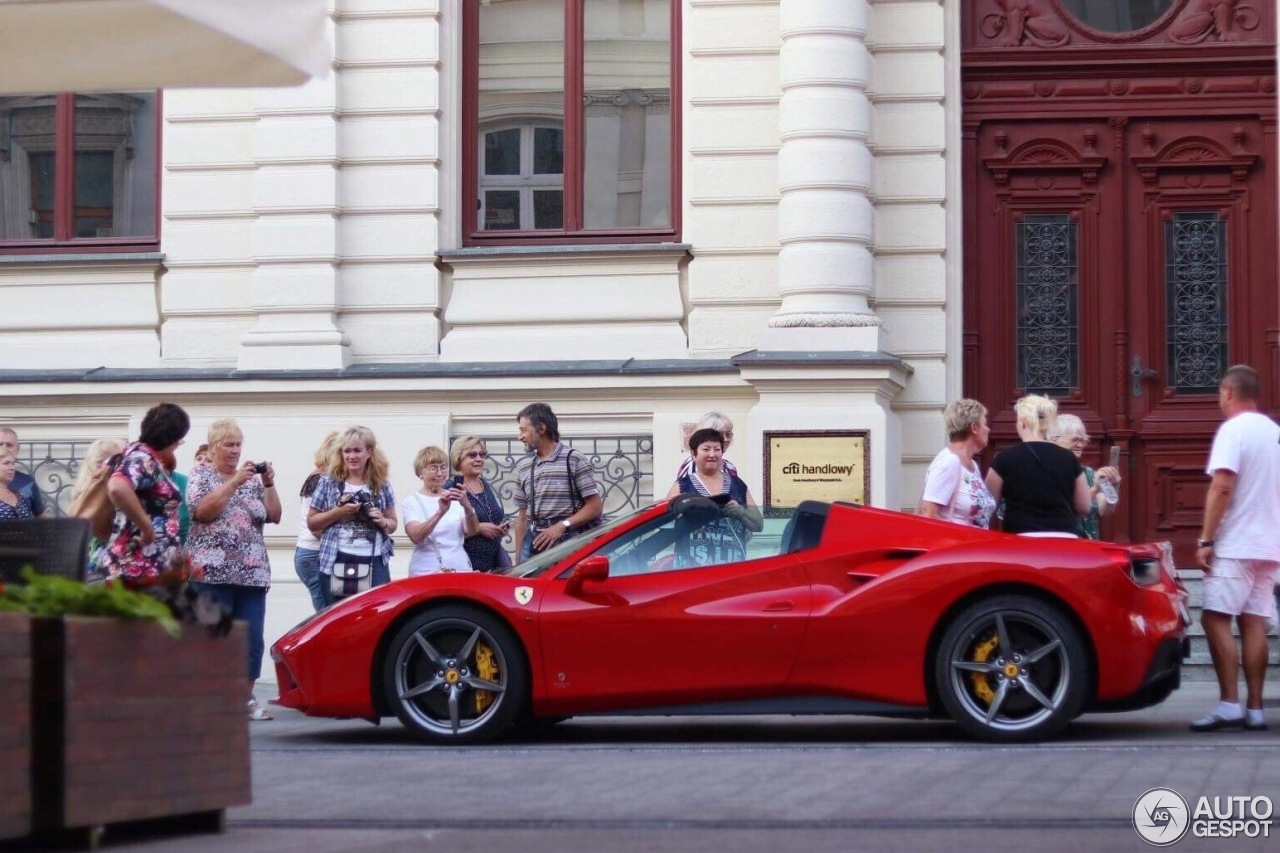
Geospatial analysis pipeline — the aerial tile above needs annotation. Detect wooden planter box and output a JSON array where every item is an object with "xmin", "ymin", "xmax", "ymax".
[
  {"xmin": 0, "ymin": 612, "xmax": 32, "ymax": 841},
  {"xmin": 30, "ymin": 617, "xmax": 251, "ymax": 837}
]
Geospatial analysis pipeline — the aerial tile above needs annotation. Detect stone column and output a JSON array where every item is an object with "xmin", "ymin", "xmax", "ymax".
[
  {"xmin": 761, "ymin": 0, "xmax": 881, "ymax": 352},
  {"xmin": 237, "ymin": 14, "xmax": 350, "ymax": 372}
]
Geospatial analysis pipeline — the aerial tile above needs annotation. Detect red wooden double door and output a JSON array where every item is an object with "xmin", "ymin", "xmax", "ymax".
[{"xmin": 961, "ymin": 1, "xmax": 1277, "ymax": 562}]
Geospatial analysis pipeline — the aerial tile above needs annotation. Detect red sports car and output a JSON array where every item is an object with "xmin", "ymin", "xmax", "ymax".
[{"xmin": 271, "ymin": 496, "xmax": 1190, "ymax": 744}]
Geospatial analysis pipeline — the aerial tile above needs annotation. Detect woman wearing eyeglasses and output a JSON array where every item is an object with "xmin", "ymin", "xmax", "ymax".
[
  {"xmin": 402, "ymin": 445, "xmax": 478, "ymax": 575},
  {"xmin": 448, "ymin": 436, "xmax": 510, "ymax": 571},
  {"xmin": 1049, "ymin": 414, "xmax": 1122, "ymax": 540}
]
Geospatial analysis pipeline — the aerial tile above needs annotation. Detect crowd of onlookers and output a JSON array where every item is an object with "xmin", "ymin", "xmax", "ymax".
[
  {"xmin": 0, "ymin": 404, "xmax": 753, "ymax": 721},
  {"xmin": 917, "ymin": 393, "xmax": 1122, "ymax": 538}
]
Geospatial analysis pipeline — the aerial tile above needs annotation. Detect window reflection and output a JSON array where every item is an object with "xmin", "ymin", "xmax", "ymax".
[
  {"xmin": 0, "ymin": 92, "xmax": 157, "ymax": 241},
  {"xmin": 477, "ymin": 0, "xmax": 565, "ymax": 231},
  {"xmin": 1059, "ymin": 0, "xmax": 1177, "ymax": 32},
  {"xmin": 583, "ymin": 0, "xmax": 670, "ymax": 229}
]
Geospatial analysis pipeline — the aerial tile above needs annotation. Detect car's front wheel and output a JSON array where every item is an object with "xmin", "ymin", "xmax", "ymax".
[
  {"xmin": 382, "ymin": 605, "xmax": 528, "ymax": 744},
  {"xmin": 935, "ymin": 595, "xmax": 1088, "ymax": 742}
]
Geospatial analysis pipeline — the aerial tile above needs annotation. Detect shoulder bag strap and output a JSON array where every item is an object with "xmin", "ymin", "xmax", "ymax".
[{"xmin": 566, "ymin": 448, "xmax": 582, "ymax": 512}]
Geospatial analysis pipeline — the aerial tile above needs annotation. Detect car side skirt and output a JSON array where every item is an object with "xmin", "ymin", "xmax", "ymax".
[{"xmin": 574, "ymin": 696, "xmax": 929, "ymax": 718}]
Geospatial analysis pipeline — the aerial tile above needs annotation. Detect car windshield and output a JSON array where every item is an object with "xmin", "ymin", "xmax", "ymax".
[{"xmin": 494, "ymin": 510, "xmax": 643, "ymax": 579}]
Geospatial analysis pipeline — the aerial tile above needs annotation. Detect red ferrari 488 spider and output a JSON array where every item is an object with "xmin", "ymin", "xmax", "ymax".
[{"xmin": 272, "ymin": 496, "xmax": 1190, "ymax": 744}]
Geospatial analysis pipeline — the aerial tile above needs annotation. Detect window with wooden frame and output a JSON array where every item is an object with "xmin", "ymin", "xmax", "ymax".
[
  {"xmin": 463, "ymin": 0, "xmax": 679, "ymax": 245},
  {"xmin": 0, "ymin": 92, "xmax": 160, "ymax": 251}
]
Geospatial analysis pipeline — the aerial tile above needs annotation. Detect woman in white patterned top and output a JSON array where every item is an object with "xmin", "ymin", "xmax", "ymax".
[{"xmin": 919, "ymin": 398, "xmax": 997, "ymax": 529}]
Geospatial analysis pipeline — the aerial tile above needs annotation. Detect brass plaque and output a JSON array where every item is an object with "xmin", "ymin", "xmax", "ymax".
[{"xmin": 764, "ymin": 431, "xmax": 869, "ymax": 513}]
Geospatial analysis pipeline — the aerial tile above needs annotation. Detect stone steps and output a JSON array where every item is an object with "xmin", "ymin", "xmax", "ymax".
[{"xmin": 1176, "ymin": 569, "xmax": 1280, "ymax": 682}]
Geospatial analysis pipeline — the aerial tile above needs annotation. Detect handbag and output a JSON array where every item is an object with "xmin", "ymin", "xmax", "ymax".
[
  {"xmin": 68, "ymin": 452, "xmax": 123, "ymax": 540},
  {"xmin": 494, "ymin": 543, "xmax": 513, "ymax": 569},
  {"xmin": 330, "ymin": 527, "xmax": 380, "ymax": 599}
]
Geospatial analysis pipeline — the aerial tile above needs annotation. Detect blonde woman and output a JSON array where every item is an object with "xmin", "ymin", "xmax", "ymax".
[
  {"xmin": 307, "ymin": 425, "xmax": 398, "ymax": 605},
  {"xmin": 186, "ymin": 418, "xmax": 281, "ymax": 721},
  {"xmin": 919, "ymin": 399, "xmax": 996, "ymax": 528},
  {"xmin": 451, "ymin": 435, "xmax": 509, "ymax": 571},
  {"xmin": 985, "ymin": 395, "xmax": 1090, "ymax": 536},
  {"xmin": 71, "ymin": 437, "xmax": 127, "ymax": 578},
  {"xmin": 295, "ymin": 431, "xmax": 342, "ymax": 612},
  {"xmin": 1049, "ymin": 414, "xmax": 1122, "ymax": 540},
  {"xmin": 402, "ymin": 445, "xmax": 477, "ymax": 575}
]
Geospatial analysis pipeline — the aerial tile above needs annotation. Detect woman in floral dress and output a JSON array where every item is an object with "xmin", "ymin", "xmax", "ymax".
[{"xmin": 101, "ymin": 403, "xmax": 190, "ymax": 579}]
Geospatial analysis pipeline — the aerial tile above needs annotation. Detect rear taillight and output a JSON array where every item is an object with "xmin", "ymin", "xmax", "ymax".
[{"xmin": 1129, "ymin": 557, "xmax": 1161, "ymax": 586}]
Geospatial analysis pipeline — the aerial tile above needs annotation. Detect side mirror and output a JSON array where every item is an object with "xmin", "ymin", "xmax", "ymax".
[{"xmin": 565, "ymin": 555, "xmax": 609, "ymax": 594}]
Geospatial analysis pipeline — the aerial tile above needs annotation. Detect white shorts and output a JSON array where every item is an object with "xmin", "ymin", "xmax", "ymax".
[{"xmin": 1202, "ymin": 558, "xmax": 1280, "ymax": 620}]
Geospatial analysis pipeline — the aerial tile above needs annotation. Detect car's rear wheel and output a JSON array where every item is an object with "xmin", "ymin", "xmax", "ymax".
[
  {"xmin": 935, "ymin": 595, "xmax": 1088, "ymax": 742},
  {"xmin": 382, "ymin": 605, "xmax": 527, "ymax": 744}
]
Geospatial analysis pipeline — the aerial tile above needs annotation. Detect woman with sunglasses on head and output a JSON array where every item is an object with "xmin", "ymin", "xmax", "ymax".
[{"xmin": 449, "ymin": 436, "xmax": 510, "ymax": 571}]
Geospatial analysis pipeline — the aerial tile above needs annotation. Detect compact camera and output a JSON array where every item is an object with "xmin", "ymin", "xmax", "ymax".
[{"xmin": 253, "ymin": 461, "xmax": 270, "ymax": 474}]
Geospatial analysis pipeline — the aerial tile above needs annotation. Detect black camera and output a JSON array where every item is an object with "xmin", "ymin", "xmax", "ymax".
[
  {"xmin": 342, "ymin": 489, "xmax": 375, "ymax": 519},
  {"xmin": 253, "ymin": 461, "xmax": 269, "ymax": 474},
  {"xmin": 448, "ymin": 475, "xmax": 464, "ymax": 490}
]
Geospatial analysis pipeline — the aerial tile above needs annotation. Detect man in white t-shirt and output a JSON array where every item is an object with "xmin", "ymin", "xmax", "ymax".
[{"xmin": 1190, "ymin": 365, "xmax": 1280, "ymax": 732}]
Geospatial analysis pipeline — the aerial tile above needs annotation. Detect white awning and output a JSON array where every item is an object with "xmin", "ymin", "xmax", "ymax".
[{"xmin": 0, "ymin": 0, "xmax": 330, "ymax": 95}]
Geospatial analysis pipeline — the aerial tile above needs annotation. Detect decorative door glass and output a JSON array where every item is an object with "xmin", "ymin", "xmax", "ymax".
[
  {"xmin": 1016, "ymin": 213, "xmax": 1079, "ymax": 395},
  {"xmin": 1164, "ymin": 211, "xmax": 1229, "ymax": 394}
]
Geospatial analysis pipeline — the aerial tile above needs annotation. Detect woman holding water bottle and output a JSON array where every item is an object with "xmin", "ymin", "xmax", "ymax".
[{"xmin": 1050, "ymin": 414, "xmax": 1122, "ymax": 540}]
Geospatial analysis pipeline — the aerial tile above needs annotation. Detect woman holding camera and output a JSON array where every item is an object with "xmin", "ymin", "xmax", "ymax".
[
  {"xmin": 402, "ymin": 445, "xmax": 477, "ymax": 575},
  {"xmin": 186, "ymin": 418, "xmax": 281, "ymax": 721},
  {"xmin": 308, "ymin": 425, "xmax": 397, "ymax": 605}
]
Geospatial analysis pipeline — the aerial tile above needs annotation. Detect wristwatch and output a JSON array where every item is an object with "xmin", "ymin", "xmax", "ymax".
[
  {"xmin": 561, "ymin": 519, "xmax": 572, "ymax": 530},
  {"xmin": 1197, "ymin": 538, "xmax": 1215, "ymax": 548}
]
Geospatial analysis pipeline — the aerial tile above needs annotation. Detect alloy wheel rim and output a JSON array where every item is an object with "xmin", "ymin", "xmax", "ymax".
[
  {"xmin": 947, "ymin": 610, "xmax": 1070, "ymax": 732},
  {"xmin": 393, "ymin": 617, "xmax": 509, "ymax": 736}
]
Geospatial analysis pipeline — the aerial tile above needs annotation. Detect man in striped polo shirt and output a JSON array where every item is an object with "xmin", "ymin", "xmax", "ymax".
[{"xmin": 513, "ymin": 403, "xmax": 603, "ymax": 562}]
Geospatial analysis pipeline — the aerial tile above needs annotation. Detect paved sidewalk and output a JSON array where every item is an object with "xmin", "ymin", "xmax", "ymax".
[{"xmin": 23, "ymin": 680, "xmax": 1280, "ymax": 853}]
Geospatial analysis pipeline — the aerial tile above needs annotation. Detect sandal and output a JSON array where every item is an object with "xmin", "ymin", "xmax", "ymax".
[{"xmin": 247, "ymin": 698, "xmax": 274, "ymax": 721}]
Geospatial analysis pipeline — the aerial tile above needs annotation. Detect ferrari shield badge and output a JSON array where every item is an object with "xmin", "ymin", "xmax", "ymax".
[{"xmin": 514, "ymin": 586, "xmax": 534, "ymax": 606}]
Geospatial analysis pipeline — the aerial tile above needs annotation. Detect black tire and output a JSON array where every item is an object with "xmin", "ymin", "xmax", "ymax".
[
  {"xmin": 934, "ymin": 594, "xmax": 1089, "ymax": 743},
  {"xmin": 382, "ymin": 605, "xmax": 528, "ymax": 745}
]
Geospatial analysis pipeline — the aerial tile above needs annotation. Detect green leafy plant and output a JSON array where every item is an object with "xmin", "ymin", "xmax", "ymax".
[{"xmin": 0, "ymin": 568, "xmax": 180, "ymax": 638}]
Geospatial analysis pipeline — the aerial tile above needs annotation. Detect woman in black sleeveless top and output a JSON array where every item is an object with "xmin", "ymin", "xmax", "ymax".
[{"xmin": 986, "ymin": 395, "xmax": 1091, "ymax": 535}]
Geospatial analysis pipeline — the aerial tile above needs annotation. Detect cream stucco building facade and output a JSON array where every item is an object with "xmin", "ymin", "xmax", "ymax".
[{"xmin": 0, "ymin": 0, "xmax": 959, "ymax": 652}]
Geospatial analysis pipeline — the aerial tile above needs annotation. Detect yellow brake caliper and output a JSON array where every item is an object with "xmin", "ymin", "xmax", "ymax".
[
  {"xmin": 970, "ymin": 633, "xmax": 999, "ymax": 706},
  {"xmin": 474, "ymin": 642, "xmax": 499, "ymax": 713}
]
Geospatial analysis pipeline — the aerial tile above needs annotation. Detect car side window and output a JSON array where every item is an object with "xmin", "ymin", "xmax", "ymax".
[{"xmin": 594, "ymin": 504, "xmax": 800, "ymax": 576}]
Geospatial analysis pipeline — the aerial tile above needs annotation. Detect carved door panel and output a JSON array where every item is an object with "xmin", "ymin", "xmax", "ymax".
[
  {"xmin": 1121, "ymin": 117, "xmax": 1274, "ymax": 563},
  {"xmin": 961, "ymin": 0, "xmax": 1277, "ymax": 562}
]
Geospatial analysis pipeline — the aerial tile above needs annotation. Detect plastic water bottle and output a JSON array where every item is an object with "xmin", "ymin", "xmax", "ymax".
[{"xmin": 1097, "ymin": 475, "xmax": 1118, "ymax": 504}]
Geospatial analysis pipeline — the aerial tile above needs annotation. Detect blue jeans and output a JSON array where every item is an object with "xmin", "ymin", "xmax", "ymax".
[
  {"xmin": 190, "ymin": 582, "xmax": 267, "ymax": 682},
  {"xmin": 293, "ymin": 548, "xmax": 326, "ymax": 613},
  {"xmin": 318, "ymin": 555, "xmax": 389, "ymax": 608},
  {"xmin": 520, "ymin": 525, "xmax": 582, "ymax": 562}
]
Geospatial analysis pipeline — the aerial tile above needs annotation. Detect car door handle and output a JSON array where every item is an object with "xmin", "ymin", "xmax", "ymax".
[{"xmin": 762, "ymin": 600, "xmax": 794, "ymax": 612}]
